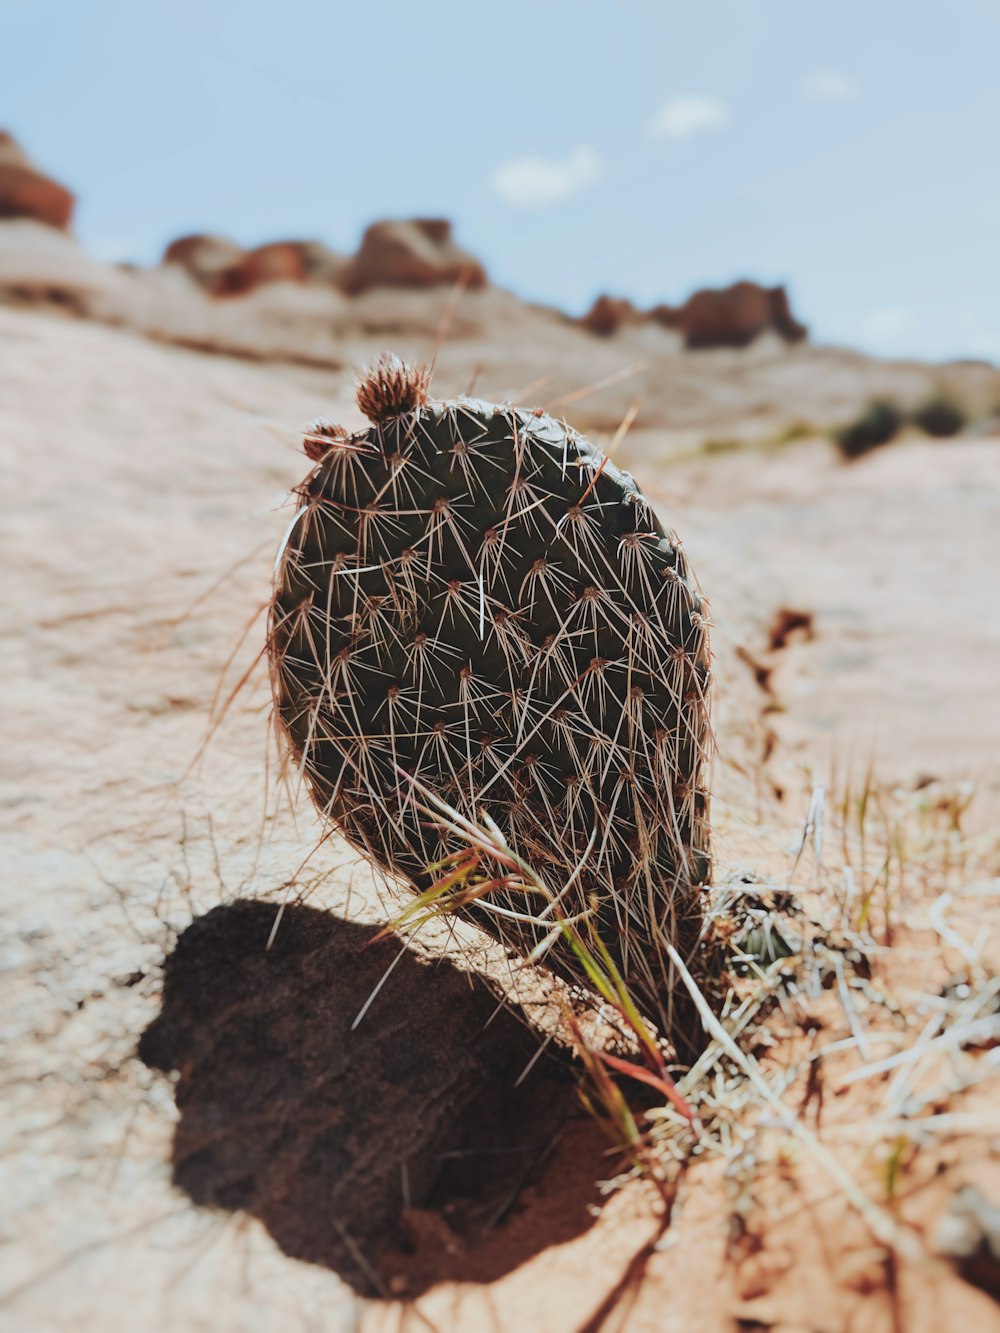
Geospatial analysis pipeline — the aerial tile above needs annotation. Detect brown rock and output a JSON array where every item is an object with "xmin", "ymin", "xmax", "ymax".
[
  {"xmin": 294, "ymin": 240, "xmax": 349, "ymax": 287},
  {"xmin": 0, "ymin": 219, "xmax": 128, "ymax": 309},
  {"xmin": 227, "ymin": 241, "xmax": 309, "ymax": 293},
  {"xmin": 339, "ymin": 219, "xmax": 486, "ymax": 295},
  {"xmin": 0, "ymin": 132, "xmax": 75, "ymax": 230},
  {"xmin": 647, "ymin": 301, "xmax": 679, "ymax": 327},
  {"xmin": 580, "ymin": 294, "xmax": 643, "ymax": 337},
  {"xmin": 163, "ymin": 236, "xmax": 349, "ymax": 297},
  {"xmin": 231, "ymin": 240, "xmax": 349, "ymax": 293},
  {"xmin": 655, "ymin": 281, "xmax": 807, "ymax": 349},
  {"xmin": 162, "ymin": 233, "xmax": 246, "ymax": 294}
]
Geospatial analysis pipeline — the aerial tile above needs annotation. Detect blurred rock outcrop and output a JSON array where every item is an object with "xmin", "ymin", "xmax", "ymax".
[
  {"xmin": 293, "ymin": 240, "xmax": 350, "ymax": 287},
  {"xmin": 162, "ymin": 234, "xmax": 245, "ymax": 294},
  {"xmin": 580, "ymin": 294, "xmax": 643, "ymax": 337},
  {"xmin": 339, "ymin": 218, "xmax": 487, "ymax": 295},
  {"xmin": 0, "ymin": 132, "xmax": 75, "ymax": 230},
  {"xmin": 224, "ymin": 241, "xmax": 309, "ymax": 293},
  {"xmin": 163, "ymin": 235, "xmax": 348, "ymax": 296},
  {"xmin": 0, "ymin": 220, "xmax": 127, "ymax": 308},
  {"xmin": 656, "ymin": 282, "xmax": 808, "ymax": 349},
  {"xmin": 232, "ymin": 240, "xmax": 349, "ymax": 293},
  {"xmin": 4, "ymin": 132, "xmax": 1000, "ymax": 447},
  {"xmin": 582, "ymin": 281, "xmax": 807, "ymax": 349},
  {"xmin": 162, "ymin": 221, "xmax": 481, "ymax": 298}
]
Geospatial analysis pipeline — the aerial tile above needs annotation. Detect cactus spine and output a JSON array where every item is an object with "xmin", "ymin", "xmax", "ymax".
[{"xmin": 269, "ymin": 356, "xmax": 713, "ymax": 1043}]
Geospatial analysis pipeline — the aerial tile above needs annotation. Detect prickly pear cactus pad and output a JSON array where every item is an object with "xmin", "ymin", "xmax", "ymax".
[{"xmin": 269, "ymin": 356, "xmax": 713, "ymax": 1037}]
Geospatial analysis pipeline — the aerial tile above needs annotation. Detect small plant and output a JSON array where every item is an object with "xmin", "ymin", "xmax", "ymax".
[
  {"xmin": 774, "ymin": 419, "xmax": 816, "ymax": 445},
  {"xmin": 701, "ymin": 437, "xmax": 741, "ymax": 456},
  {"xmin": 911, "ymin": 395, "xmax": 966, "ymax": 439},
  {"xmin": 833, "ymin": 400, "xmax": 904, "ymax": 460},
  {"xmin": 380, "ymin": 779, "xmax": 697, "ymax": 1184},
  {"xmin": 268, "ymin": 355, "xmax": 716, "ymax": 1050}
]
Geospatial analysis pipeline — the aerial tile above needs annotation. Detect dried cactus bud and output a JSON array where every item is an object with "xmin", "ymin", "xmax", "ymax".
[
  {"xmin": 356, "ymin": 353, "xmax": 430, "ymax": 423},
  {"xmin": 303, "ymin": 418, "xmax": 349, "ymax": 461}
]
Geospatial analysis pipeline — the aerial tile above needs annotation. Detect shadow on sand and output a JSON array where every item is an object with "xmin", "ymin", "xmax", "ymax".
[{"xmin": 139, "ymin": 900, "xmax": 604, "ymax": 1296}]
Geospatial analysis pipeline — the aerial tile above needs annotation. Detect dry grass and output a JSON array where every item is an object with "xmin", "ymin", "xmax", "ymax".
[{"xmin": 379, "ymin": 762, "xmax": 1000, "ymax": 1277}]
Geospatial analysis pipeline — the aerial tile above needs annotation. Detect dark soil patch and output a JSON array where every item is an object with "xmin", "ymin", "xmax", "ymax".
[
  {"xmin": 139, "ymin": 901, "xmax": 603, "ymax": 1295},
  {"xmin": 767, "ymin": 607, "xmax": 814, "ymax": 652}
]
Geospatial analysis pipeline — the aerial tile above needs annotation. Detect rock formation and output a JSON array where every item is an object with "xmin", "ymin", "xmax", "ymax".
[
  {"xmin": 580, "ymin": 294, "xmax": 643, "ymax": 337},
  {"xmin": 0, "ymin": 132, "xmax": 75, "ymax": 230},
  {"xmin": 339, "ymin": 218, "xmax": 487, "ymax": 295},
  {"xmin": 162, "ymin": 234, "xmax": 245, "ymax": 294},
  {"xmin": 164, "ymin": 226, "xmax": 476, "ymax": 299},
  {"xmin": 293, "ymin": 240, "xmax": 349, "ymax": 287},
  {"xmin": 226, "ymin": 241, "xmax": 309, "ymax": 293},
  {"xmin": 654, "ymin": 282, "xmax": 807, "ymax": 349},
  {"xmin": 581, "ymin": 281, "xmax": 807, "ymax": 349}
]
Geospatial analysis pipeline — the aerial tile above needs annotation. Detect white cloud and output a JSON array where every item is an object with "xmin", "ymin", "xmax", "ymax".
[
  {"xmin": 803, "ymin": 71, "xmax": 862, "ymax": 102},
  {"xmin": 489, "ymin": 146, "xmax": 602, "ymax": 209},
  {"xmin": 646, "ymin": 95, "xmax": 729, "ymax": 141},
  {"xmin": 860, "ymin": 308, "xmax": 914, "ymax": 343}
]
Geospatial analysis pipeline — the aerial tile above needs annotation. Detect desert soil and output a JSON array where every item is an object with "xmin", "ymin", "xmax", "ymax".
[{"xmin": 1, "ymin": 304, "xmax": 999, "ymax": 1332}]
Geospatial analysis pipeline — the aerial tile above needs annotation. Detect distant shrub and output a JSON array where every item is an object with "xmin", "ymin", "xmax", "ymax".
[
  {"xmin": 911, "ymin": 395, "xmax": 966, "ymax": 439},
  {"xmin": 775, "ymin": 420, "xmax": 815, "ymax": 444},
  {"xmin": 701, "ymin": 436, "xmax": 741, "ymax": 455},
  {"xmin": 833, "ymin": 400, "xmax": 904, "ymax": 460}
]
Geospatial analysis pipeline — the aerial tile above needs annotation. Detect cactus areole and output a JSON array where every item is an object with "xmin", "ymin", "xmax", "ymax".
[{"xmin": 269, "ymin": 356, "xmax": 713, "ymax": 1040}]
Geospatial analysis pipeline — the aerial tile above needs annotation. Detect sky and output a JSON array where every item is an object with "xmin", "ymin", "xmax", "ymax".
[{"xmin": 4, "ymin": 0, "xmax": 1000, "ymax": 362}]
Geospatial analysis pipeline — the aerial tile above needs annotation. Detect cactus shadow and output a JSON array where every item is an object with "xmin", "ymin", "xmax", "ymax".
[{"xmin": 139, "ymin": 900, "xmax": 603, "ymax": 1296}]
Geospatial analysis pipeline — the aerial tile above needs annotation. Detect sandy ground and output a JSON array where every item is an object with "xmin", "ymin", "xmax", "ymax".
[
  {"xmin": 1, "ymin": 304, "xmax": 999, "ymax": 1332},
  {"xmin": 674, "ymin": 434, "xmax": 1000, "ymax": 802}
]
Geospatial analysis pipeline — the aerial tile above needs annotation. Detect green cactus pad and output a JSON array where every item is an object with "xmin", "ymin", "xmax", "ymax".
[{"xmin": 269, "ymin": 357, "xmax": 713, "ymax": 1038}]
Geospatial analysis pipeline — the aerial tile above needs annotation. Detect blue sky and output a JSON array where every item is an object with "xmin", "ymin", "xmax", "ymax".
[{"xmin": 4, "ymin": 0, "xmax": 1000, "ymax": 361}]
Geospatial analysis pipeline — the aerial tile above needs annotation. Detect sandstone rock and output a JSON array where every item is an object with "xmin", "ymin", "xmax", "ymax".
[
  {"xmin": 295, "ymin": 240, "xmax": 349, "ymax": 287},
  {"xmin": 654, "ymin": 281, "xmax": 807, "ymax": 349},
  {"xmin": 206, "ymin": 281, "xmax": 348, "ymax": 359},
  {"xmin": 0, "ymin": 219, "xmax": 128, "ymax": 309},
  {"xmin": 163, "ymin": 236, "xmax": 348, "ymax": 297},
  {"xmin": 162, "ymin": 234, "xmax": 246, "ymax": 294},
  {"xmin": 581, "ymin": 281, "xmax": 807, "ymax": 349},
  {"xmin": 339, "ymin": 219, "xmax": 486, "ymax": 295},
  {"xmin": 226, "ymin": 241, "xmax": 309, "ymax": 293},
  {"xmin": 112, "ymin": 271, "xmax": 350, "ymax": 364},
  {"xmin": 228, "ymin": 240, "xmax": 348, "ymax": 293},
  {"xmin": 0, "ymin": 132, "xmax": 75, "ymax": 230},
  {"xmin": 580, "ymin": 294, "xmax": 643, "ymax": 337}
]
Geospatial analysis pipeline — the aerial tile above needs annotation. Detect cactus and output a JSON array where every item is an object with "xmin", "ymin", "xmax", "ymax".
[{"xmin": 268, "ymin": 356, "xmax": 714, "ymax": 1043}]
